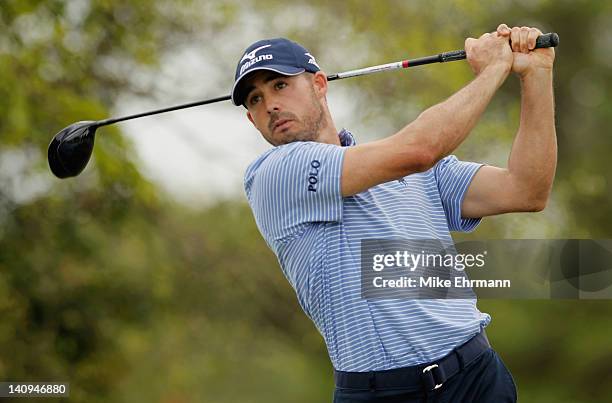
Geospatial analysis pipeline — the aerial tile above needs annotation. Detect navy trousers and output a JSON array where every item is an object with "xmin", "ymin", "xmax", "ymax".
[{"xmin": 333, "ymin": 348, "xmax": 517, "ymax": 403}]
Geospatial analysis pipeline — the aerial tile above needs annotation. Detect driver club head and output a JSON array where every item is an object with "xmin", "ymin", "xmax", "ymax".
[{"xmin": 48, "ymin": 121, "xmax": 98, "ymax": 178}]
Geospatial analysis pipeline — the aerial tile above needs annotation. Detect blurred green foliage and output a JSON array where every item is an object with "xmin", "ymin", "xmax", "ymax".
[{"xmin": 1, "ymin": 0, "xmax": 611, "ymax": 402}]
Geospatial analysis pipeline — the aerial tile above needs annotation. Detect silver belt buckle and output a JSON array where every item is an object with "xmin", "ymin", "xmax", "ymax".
[{"xmin": 422, "ymin": 364, "xmax": 443, "ymax": 389}]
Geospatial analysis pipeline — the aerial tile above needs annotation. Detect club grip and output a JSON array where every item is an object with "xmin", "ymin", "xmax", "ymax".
[
  {"xmin": 535, "ymin": 32, "xmax": 559, "ymax": 49},
  {"xmin": 439, "ymin": 32, "xmax": 559, "ymax": 63}
]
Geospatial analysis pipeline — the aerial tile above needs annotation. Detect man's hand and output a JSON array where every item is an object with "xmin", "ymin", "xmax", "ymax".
[
  {"xmin": 496, "ymin": 24, "xmax": 556, "ymax": 78},
  {"xmin": 465, "ymin": 30, "xmax": 513, "ymax": 76}
]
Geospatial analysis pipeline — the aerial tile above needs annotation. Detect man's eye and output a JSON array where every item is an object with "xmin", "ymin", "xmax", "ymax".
[
  {"xmin": 249, "ymin": 95, "xmax": 261, "ymax": 105},
  {"xmin": 275, "ymin": 81, "xmax": 287, "ymax": 90}
]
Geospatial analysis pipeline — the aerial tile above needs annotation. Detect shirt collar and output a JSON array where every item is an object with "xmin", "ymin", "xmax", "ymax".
[{"xmin": 338, "ymin": 128, "xmax": 356, "ymax": 146}]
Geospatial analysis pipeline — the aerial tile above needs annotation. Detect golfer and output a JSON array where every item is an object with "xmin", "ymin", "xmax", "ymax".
[{"xmin": 232, "ymin": 23, "xmax": 556, "ymax": 402}]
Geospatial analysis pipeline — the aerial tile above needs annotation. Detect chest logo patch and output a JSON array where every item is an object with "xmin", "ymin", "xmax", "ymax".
[{"xmin": 308, "ymin": 160, "xmax": 321, "ymax": 192}]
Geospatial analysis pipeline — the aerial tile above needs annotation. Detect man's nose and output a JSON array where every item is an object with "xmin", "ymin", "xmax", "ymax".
[{"xmin": 265, "ymin": 97, "xmax": 282, "ymax": 114}]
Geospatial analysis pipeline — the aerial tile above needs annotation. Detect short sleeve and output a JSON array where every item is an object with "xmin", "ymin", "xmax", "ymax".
[
  {"xmin": 244, "ymin": 141, "xmax": 345, "ymax": 242},
  {"xmin": 433, "ymin": 155, "xmax": 484, "ymax": 232}
]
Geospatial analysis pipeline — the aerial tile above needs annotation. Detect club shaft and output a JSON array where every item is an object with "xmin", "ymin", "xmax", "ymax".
[
  {"xmin": 93, "ymin": 33, "xmax": 558, "ymax": 127},
  {"xmin": 95, "ymin": 95, "xmax": 232, "ymax": 127},
  {"xmin": 328, "ymin": 32, "xmax": 558, "ymax": 81}
]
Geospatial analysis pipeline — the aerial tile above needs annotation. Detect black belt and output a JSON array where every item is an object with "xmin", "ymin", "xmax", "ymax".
[{"xmin": 334, "ymin": 330, "xmax": 491, "ymax": 393}]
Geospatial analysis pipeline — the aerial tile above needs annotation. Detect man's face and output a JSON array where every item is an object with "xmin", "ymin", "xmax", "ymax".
[{"xmin": 243, "ymin": 71, "xmax": 326, "ymax": 146}]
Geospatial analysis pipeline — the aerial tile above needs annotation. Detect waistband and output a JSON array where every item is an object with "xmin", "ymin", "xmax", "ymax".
[{"xmin": 334, "ymin": 330, "xmax": 491, "ymax": 392}]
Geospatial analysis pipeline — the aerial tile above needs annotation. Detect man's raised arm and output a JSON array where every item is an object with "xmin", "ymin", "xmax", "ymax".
[
  {"xmin": 342, "ymin": 29, "xmax": 513, "ymax": 197},
  {"xmin": 461, "ymin": 24, "xmax": 557, "ymax": 217}
]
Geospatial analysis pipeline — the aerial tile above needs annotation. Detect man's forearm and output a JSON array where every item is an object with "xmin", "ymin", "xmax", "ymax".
[
  {"xmin": 507, "ymin": 70, "xmax": 557, "ymax": 203},
  {"xmin": 396, "ymin": 64, "xmax": 509, "ymax": 165}
]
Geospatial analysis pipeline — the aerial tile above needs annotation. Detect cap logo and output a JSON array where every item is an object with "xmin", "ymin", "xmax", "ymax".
[
  {"xmin": 240, "ymin": 44, "xmax": 272, "ymax": 63},
  {"xmin": 305, "ymin": 52, "xmax": 320, "ymax": 69},
  {"xmin": 239, "ymin": 44, "xmax": 274, "ymax": 75}
]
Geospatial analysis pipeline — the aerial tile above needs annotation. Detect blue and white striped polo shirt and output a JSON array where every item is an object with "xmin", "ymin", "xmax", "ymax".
[{"xmin": 244, "ymin": 129, "xmax": 491, "ymax": 372}]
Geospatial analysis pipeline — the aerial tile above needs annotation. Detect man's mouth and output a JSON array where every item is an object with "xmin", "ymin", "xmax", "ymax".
[{"xmin": 272, "ymin": 119, "xmax": 292, "ymax": 132}]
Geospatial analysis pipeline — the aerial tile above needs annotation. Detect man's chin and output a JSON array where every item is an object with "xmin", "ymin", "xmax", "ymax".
[{"xmin": 274, "ymin": 132, "xmax": 318, "ymax": 146}]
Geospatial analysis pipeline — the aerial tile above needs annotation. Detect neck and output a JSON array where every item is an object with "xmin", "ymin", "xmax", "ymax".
[{"xmin": 316, "ymin": 110, "xmax": 340, "ymax": 146}]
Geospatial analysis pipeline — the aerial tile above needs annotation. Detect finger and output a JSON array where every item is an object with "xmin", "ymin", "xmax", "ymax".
[
  {"xmin": 510, "ymin": 26, "xmax": 521, "ymax": 52},
  {"xmin": 497, "ymin": 23, "xmax": 510, "ymax": 36},
  {"xmin": 527, "ymin": 28, "xmax": 539, "ymax": 51},
  {"xmin": 465, "ymin": 37, "xmax": 475, "ymax": 52},
  {"xmin": 479, "ymin": 32, "xmax": 490, "ymax": 40},
  {"xmin": 520, "ymin": 27, "xmax": 529, "ymax": 53}
]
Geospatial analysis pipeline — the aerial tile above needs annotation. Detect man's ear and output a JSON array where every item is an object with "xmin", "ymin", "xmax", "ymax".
[
  {"xmin": 312, "ymin": 71, "xmax": 328, "ymax": 97},
  {"xmin": 246, "ymin": 110, "xmax": 256, "ymax": 127}
]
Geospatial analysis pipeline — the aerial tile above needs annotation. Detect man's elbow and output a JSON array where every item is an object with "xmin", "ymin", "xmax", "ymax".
[
  {"xmin": 523, "ymin": 191, "xmax": 551, "ymax": 212},
  {"xmin": 510, "ymin": 175, "xmax": 554, "ymax": 213},
  {"xmin": 393, "ymin": 119, "xmax": 443, "ymax": 174},
  {"xmin": 525, "ymin": 198, "xmax": 547, "ymax": 212},
  {"xmin": 403, "ymin": 146, "xmax": 438, "ymax": 174}
]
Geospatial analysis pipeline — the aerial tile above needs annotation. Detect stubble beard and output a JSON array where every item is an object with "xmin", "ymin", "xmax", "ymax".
[{"xmin": 269, "ymin": 88, "xmax": 327, "ymax": 146}]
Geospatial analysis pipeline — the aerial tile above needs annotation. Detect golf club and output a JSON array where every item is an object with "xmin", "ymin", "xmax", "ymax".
[{"xmin": 48, "ymin": 32, "xmax": 558, "ymax": 179}]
